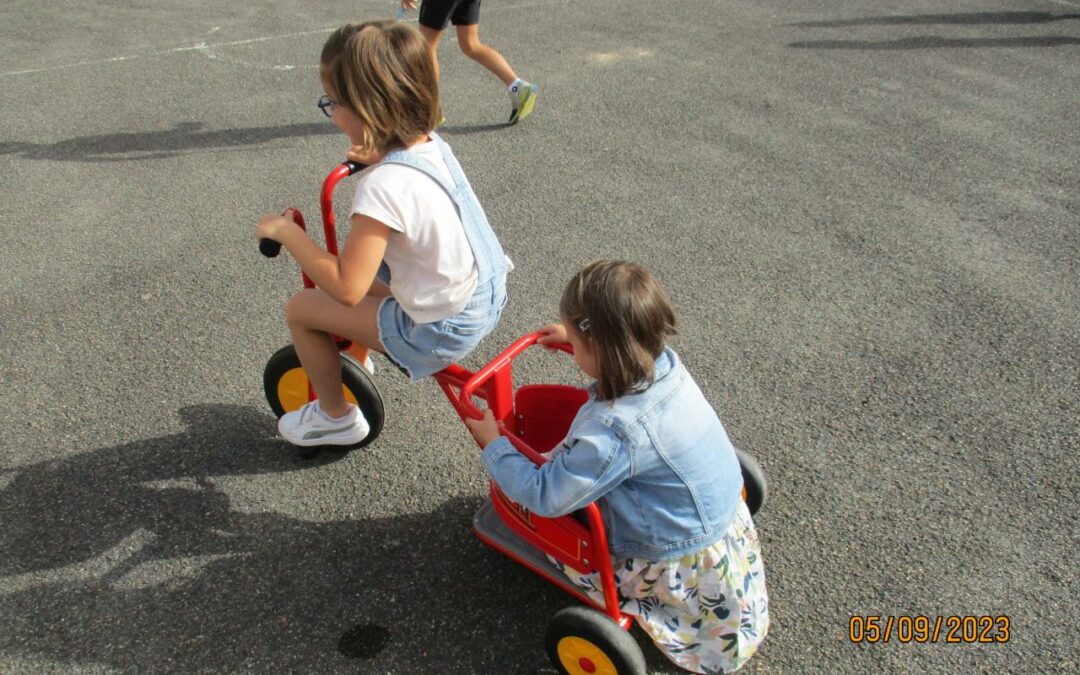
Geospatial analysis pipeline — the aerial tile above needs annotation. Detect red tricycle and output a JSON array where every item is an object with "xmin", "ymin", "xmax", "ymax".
[{"xmin": 260, "ymin": 163, "xmax": 768, "ymax": 674}]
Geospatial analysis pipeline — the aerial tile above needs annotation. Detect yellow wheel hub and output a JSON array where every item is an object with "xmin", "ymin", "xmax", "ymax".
[
  {"xmin": 556, "ymin": 636, "xmax": 617, "ymax": 675},
  {"xmin": 276, "ymin": 367, "xmax": 358, "ymax": 413}
]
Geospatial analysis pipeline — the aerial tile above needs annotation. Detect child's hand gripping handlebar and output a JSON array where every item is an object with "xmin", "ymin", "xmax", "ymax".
[
  {"xmin": 257, "ymin": 209, "xmax": 303, "ymax": 258},
  {"xmin": 258, "ymin": 161, "xmax": 367, "ymax": 258}
]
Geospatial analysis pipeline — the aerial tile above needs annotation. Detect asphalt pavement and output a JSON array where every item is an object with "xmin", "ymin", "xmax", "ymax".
[{"xmin": 1, "ymin": 0, "xmax": 1078, "ymax": 673}]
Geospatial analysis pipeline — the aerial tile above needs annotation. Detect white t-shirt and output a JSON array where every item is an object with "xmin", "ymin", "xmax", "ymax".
[{"xmin": 350, "ymin": 140, "xmax": 478, "ymax": 323}]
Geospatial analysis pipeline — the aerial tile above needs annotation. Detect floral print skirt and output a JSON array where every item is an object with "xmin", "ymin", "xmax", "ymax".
[{"xmin": 551, "ymin": 501, "xmax": 769, "ymax": 674}]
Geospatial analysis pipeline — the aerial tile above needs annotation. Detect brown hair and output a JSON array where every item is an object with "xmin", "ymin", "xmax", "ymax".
[
  {"xmin": 320, "ymin": 21, "xmax": 440, "ymax": 155},
  {"xmin": 560, "ymin": 260, "xmax": 678, "ymax": 401}
]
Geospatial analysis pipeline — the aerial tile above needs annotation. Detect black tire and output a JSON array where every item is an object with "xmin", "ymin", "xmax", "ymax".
[
  {"xmin": 262, "ymin": 344, "xmax": 384, "ymax": 449},
  {"xmin": 544, "ymin": 606, "xmax": 645, "ymax": 675},
  {"xmin": 734, "ymin": 446, "xmax": 767, "ymax": 515}
]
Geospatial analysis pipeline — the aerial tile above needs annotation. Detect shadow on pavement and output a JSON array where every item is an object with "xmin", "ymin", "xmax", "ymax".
[
  {"xmin": 438, "ymin": 122, "xmax": 510, "ymax": 136},
  {"xmin": 789, "ymin": 36, "xmax": 1080, "ymax": 49},
  {"xmin": 0, "ymin": 121, "xmax": 337, "ymax": 163},
  {"xmin": 787, "ymin": 11, "xmax": 1080, "ymax": 28},
  {"xmin": 786, "ymin": 11, "xmax": 1080, "ymax": 51},
  {"xmin": 0, "ymin": 404, "xmax": 685, "ymax": 672}
]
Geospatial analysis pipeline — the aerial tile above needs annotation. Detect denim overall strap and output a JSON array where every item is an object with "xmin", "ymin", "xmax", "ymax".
[{"xmin": 380, "ymin": 135, "xmax": 507, "ymax": 285}]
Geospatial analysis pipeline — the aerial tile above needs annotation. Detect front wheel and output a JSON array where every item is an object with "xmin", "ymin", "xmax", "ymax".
[
  {"xmin": 262, "ymin": 344, "xmax": 384, "ymax": 449},
  {"xmin": 735, "ymin": 446, "xmax": 767, "ymax": 515},
  {"xmin": 545, "ymin": 606, "xmax": 645, "ymax": 675}
]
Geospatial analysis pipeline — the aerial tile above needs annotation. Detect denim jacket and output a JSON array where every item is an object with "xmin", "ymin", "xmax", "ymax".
[{"xmin": 481, "ymin": 347, "xmax": 743, "ymax": 560}]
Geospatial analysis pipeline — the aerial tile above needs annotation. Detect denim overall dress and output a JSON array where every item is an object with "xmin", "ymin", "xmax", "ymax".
[{"xmin": 374, "ymin": 133, "xmax": 509, "ymax": 380}]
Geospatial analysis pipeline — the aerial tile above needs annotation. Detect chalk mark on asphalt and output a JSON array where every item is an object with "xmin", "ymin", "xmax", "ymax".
[
  {"xmin": 0, "ymin": 29, "xmax": 334, "ymax": 78},
  {"xmin": 0, "ymin": 0, "xmax": 571, "ymax": 78}
]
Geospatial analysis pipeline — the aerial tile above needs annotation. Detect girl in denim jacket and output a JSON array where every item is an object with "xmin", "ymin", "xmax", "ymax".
[
  {"xmin": 466, "ymin": 261, "xmax": 768, "ymax": 673},
  {"xmin": 256, "ymin": 22, "xmax": 509, "ymax": 449}
]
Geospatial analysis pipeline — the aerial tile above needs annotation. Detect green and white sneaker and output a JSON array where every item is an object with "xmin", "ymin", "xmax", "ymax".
[{"xmin": 508, "ymin": 81, "xmax": 539, "ymax": 124}]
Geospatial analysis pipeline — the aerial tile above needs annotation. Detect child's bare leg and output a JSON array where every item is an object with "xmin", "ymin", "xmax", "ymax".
[
  {"xmin": 346, "ymin": 281, "xmax": 390, "ymax": 367},
  {"xmin": 286, "ymin": 288, "xmax": 384, "ymax": 418},
  {"xmin": 455, "ymin": 24, "xmax": 516, "ymax": 85},
  {"xmin": 419, "ymin": 25, "xmax": 443, "ymax": 82}
]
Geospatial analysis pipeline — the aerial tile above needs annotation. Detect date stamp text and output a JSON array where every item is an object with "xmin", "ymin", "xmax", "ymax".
[{"xmin": 848, "ymin": 615, "xmax": 1010, "ymax": 644}]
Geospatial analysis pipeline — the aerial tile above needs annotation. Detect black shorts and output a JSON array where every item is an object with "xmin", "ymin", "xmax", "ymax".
[{"xmin": 418, "ymin": 0, "xmax": 481, "ymax": 29}]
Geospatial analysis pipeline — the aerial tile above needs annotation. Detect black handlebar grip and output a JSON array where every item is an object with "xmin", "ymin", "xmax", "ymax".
[
  {"xmin": 259, "ymin": 238, "xmax": 282, "ymax": 258},
  {"xmin": 259, "ymin": 165, "xmax": 364, "ymax": 259}
]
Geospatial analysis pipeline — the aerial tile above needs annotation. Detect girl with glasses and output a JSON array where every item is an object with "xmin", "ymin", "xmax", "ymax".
[{"xmin": 256, "ymin": 21, "xmax": 511, "ymax": 448}]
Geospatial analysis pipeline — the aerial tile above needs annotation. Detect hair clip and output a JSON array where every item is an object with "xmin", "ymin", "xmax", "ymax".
[{"xmin": 577, "ymin": 317, "xmax": 591, "ymax": 333}]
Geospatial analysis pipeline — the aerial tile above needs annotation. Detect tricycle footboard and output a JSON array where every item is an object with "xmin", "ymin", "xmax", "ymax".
[
  {"xmin": 488, "ymin": 483, "xmax": 596, "ymax": 574},
  {"xmin": 473, "ymin": 499, "xmax": 596, "ymax": 605}
]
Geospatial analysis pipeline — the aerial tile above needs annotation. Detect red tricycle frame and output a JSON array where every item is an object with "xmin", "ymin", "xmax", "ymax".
[
  {"xmin": 265, "ymin": 162, "xmax": 768, "ymax": 672},
  {"xmin": 279, "ymin": 162, "xmax": 630, "ymax": 627}
]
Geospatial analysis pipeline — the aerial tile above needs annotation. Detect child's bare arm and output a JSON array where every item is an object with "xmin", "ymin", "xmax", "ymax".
[{"xmin": 261, "ymin": 212, "xmax": 390, "ymax": 305}]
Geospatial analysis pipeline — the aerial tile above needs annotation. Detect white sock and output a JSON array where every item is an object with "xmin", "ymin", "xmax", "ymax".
[
  {"xmin": 321, "ymin": 405, "xmax": 356, "ymax": 424},
  {"xmin": 508, "ymin": 78, "xmax": 524, "ymax": 94}
]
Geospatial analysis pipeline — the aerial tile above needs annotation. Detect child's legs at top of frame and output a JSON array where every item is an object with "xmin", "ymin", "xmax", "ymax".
[
  {"xmin": 416, "ymin": 0, "xmax": 462, "ymax": 81},
  {"xmin": 452, "ymin": 21, "xmax": 538, "ymax": 124},
  {"xmin": 455, "ymin": 23, "xmax": 517, "ymax": 85},
  {"xmin": 285, "ymin": 287, "xmax": 384, "ymax": 418},
  {"xmin": 418, "ymin": 0, "xmax": 480, "ymax": 33},
  {"xmin": 417, "ymin": 24, "xmax": 444, "ymax": 82},
  {"xmin": 417, "ymin": 1, "xmax": 515, "ymax": 84}
]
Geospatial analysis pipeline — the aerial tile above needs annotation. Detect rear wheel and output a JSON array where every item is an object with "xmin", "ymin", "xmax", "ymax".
[
  {"xmin": 735, "ymin": 446, "xmax": 767, "ymax": 515},
  {"xmin": 544, "ymin": 606, "xmax": 645, "ymax": 675},
  {"xmin": 263, "ymin": 344, "xmax": 384, "ymax": 449}
]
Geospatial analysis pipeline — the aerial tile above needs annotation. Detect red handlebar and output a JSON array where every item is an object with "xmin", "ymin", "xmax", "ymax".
[
  {"xmin": 318, "ymin": 162, "xmax": 364, "ymax": 256},
  {"xmin": 458, "ymin": 332, "xmax": 573, "ymax": 420},
  {"xmin": 259, "ymin": 161, "xmax": 365, "ymax": 262}
]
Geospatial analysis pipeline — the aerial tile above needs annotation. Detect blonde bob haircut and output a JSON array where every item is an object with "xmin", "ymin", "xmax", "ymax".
[
  {"xmin": 560, "ymin": 260, "xmax": 678, "ymax": 401},
  {"xmin": 320, "ymin": 21, "xmax": 441, "ymax": 156}
]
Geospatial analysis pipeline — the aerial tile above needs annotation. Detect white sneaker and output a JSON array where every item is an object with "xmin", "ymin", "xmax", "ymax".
[{"xmin": 278, "ymin": 400, "xmax": 370, "ymax": 447}]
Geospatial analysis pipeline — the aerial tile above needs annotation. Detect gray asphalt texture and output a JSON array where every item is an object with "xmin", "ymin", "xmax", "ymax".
[{"xmin": 1, "ymin": 0, "xmax": 1078, "ymax": 673}]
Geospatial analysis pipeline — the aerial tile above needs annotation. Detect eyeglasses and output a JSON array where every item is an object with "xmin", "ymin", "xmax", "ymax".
[{"xmin": 317, "ymin": 94, "xmax": 339, "ymax": 118}]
